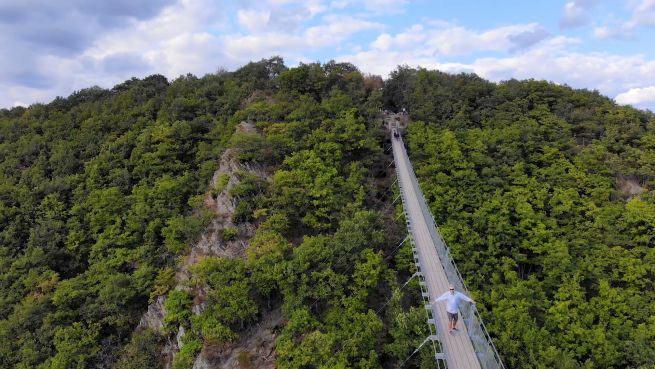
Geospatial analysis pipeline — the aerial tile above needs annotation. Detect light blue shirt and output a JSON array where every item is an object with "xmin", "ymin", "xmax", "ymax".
[{"xmin": 434, "ymin": 291, "xmax": 473, "ymax": 314}]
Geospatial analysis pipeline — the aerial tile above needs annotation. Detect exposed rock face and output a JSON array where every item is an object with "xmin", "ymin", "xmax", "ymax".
[
  {"xmin": 192, "ymin": 308, "xmax": 283, "ymax": 369},
  {"xmin": 134, "ymin": 295, "xmax": 178, "ymax": 369},
  {"xmin": 136, "ymin": 295, "xmax": 166, "ymax": 332},
  {"xmin": 176, "ymin": 326, "xmax": 187, "ymax": 349},
  {"xmin": 619, "ymin": 177, "xmax": 645, "ymax": 199},
  {"xmin": 136, "ymin": 121, "xmax": 275, "ymax": 369},
  {"xmin": 161, "ymin": 336, "xmax": 178, "ymax": 369},
  {"xmin": 191, "ymin": 149, "xmax": 263, "ymax": 259}
]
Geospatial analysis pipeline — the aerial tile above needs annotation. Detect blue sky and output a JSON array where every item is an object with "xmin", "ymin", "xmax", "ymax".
[{"xmin": 2, "ymin": 0, "xmax": 655, "ymax": 110}]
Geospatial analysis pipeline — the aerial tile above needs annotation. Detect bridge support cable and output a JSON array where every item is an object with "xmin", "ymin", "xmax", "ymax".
[
  {"xmin": 399, "ymin": 335, "xmax": 448, "ymax": 369},
  {"xmin": 385, "ymin": 236, "xmax": 409, "ymax": 262},
  {"xmin": 391, "ymin": 132, "xmax": 505, "ymax": 369}
]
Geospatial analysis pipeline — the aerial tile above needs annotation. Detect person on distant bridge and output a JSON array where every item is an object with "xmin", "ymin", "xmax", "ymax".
[{"xmin": 434, "ymin": 284, "xmax": 475, "ymax": 333}]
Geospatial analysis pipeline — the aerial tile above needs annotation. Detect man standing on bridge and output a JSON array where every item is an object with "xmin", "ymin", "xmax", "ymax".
[{"xmin": 434, "ymin": 284, "xmax": 475, "ymax": 333}]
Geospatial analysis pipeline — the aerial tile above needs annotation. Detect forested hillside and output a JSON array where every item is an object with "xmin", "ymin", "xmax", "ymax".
[
  {"xmin": 385, "ymin": 67, "xmax": 655, "ymax": 368},
  {"xmin": 0, "ymin": 59, "xmax": 654, "ymax": 369},
  {"xmin": 0, "ymin": 66, "xmax": 241, "ymax": 368},
  {"xmin": 0, "ymin": 59, "xmax": 431, "ymax": 369}
]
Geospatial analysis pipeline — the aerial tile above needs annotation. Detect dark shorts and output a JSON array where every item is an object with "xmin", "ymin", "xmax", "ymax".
[{"xmin": 447, "ymin": 312, "xmax": 458, "ymax": 322}]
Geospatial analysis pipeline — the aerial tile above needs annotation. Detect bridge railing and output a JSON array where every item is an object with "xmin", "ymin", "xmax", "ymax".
[{"xmin": 396, "ymin": 136, "xmax": 506, "ymax": 369}]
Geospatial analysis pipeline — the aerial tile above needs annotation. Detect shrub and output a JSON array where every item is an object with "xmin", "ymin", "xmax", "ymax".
[
  {"xmin": 213, "ymin": 173, "xmax": 230, "ymax": 196},
  {"xmin": 172, "ymin": 336, "xmax": 202, "ymax": 369},
  {"xmin": 221, "ymin": 227, "xmax": 238, "ymax": 242},
  {"xmin": 163, "ymin": 290, "xmax": 192, "ymax": 332},
  {"xmin": 150, "ymin": 267, "xmax": 176, "ymax": 303},
  {"xmin": 233, "ymin": 200, "xmax": 254, "ymax": 223}
]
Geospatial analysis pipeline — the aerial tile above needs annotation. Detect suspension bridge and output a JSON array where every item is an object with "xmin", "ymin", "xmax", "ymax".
[{"xmin": 389, "ymin": 118, "xmax": 505, "ymax": 369}]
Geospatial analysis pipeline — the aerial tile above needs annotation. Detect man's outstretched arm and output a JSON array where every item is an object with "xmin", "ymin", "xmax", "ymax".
[
  {"xmin": 434, "ymin": 292, "xmax": 449, "ymax": 302},
  {"xmin": 458, "ymin": 292, "xmax": 475, "ymax": 303}
]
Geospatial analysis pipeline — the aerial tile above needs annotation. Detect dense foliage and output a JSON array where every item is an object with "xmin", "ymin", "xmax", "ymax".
[
  {"xmin": 387, "ymin": 67, "xmax": 655, "ymax": 368},
  {"xmin": 176, "ymin": 60, "xmax": 431, "ymax": 369},
  {"xmin": 0, "ymin": 59, "xmax": 430, "ymax": 369},
  {"xmin": 0, "ymin": 61, "xmax": 270, "ymax": 368},
  {"xmin": 2, "ymin": 58, "xmax": 653, "ymax": 369}
]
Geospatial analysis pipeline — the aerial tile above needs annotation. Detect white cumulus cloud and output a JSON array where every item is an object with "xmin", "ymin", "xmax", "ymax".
[
  {"xmin": 560, "ymin": 0, "xmax": 599, "ymax": 28},
  {"xmin": 592, "ymin": 0, "xmax": 655, "ymax": 39},
  {"xmin": 616, "ymin": 86, "xmax": 655, "ymax": 106},
  {"xmin": 367, "ymin": 22, "xmax": 549, "ymax": 58},
  {"xmin": 330, "ymin": 0, "xmax": 407, "ymax": 13},
  {"xmin": 237, "ymin": 10, "xmax": 272, "ymax": 33}
]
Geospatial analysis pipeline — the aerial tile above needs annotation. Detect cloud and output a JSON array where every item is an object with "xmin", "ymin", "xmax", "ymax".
[
  {"xmin": 369, "ymin": 22, "xmax": 548, "ymax": 57},
  {"xmin": 0, "ymin": 0, "xmax": 175, "ymax": 54},
  {"xmin": 0, "ymin": 0, "xmax": 175, "ymax": 107},
  {"xmin": 592, "ymin": 0, "xmax": 655, "ymax": 39},
  {"xmin": 616, "ymin": 86, "xmax": 655, "ymax": 106},
  {"xmin": 593, "ymin": 26, "xmax": 633, "ymax": 39},
  {"xmin": 101, "ymin": 53, "xmax": 151, "ymax": 74},
  {"xmin": 559, "ymin": 0, "xmax": 599, "ymax": 28},
  {"xmin": 237, "ymin": 5, "xmax": 317, "ymax": 34},
  {"xmin": 20, "ymin": 25, "xmax": 96, "ymax": 55},
  {"xmin": 77, "ymin": 0, "xmax": 177, "ymax": 20},
  {"xmin": 237, "ymin": 9, "xmax": 271, "ymax": 32},
  {"xmin": 370, "ymin": 33, "xmax": 392, "ymax": 50},
  {"xmin": 86, "ymin": 0, "xmax": 346, "ymax": 77},
  {"xmin": 507, "ymin": 28, "xmax": 550, "ymax": 52},
  {"xmin": 84, "ymin": 0, "xmax": 230, "ymax": 77},
  {"xmin": 5, "ymin": 70, "xmax": 56, "ymax": 89},
  {"xmin": 223, "ymin": 15, "xmax": 383, "ymax": 61},
  {"xmin": 305, "ymin": 16, "xmax": 384, "ymax": 46},
  {"xmin": 361, "ymin": 0, "xmax": 407, "ymax": 13},
  {"xmin": 330, "ymin": 0, "xmax": 408, "ymax": 13},
  {"xmin": 222, "ymin": 33, "xmax": 304, "ymax": 60},
  {"xmin": 625, "ymin": 0, "xmax": 655, "ymax": 28},
  {"xmin": 237, "ymin": 9, "xmax": 272, "ymax": 33}
]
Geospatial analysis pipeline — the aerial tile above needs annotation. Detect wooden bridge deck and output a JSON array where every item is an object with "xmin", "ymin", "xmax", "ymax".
[{"xmin": 392, "ymin": 133, "xmax": 482, "ymax": 369}]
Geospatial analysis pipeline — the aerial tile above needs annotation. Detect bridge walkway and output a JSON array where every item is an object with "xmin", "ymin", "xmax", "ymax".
[{"xmin": 390, "ymin": 127, "xmax": 504, "ymax": 369}]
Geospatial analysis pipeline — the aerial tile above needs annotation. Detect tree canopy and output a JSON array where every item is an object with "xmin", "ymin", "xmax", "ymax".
[
  {"xmin": 1, "ymin": 59, "xmax": 653, "ymax": 369},
  {"xmin": 388, "ymin": 66, "xmax": 655, "ymax": 369}
]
